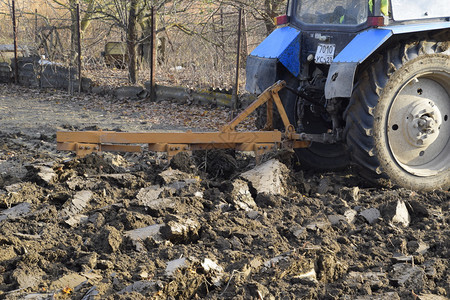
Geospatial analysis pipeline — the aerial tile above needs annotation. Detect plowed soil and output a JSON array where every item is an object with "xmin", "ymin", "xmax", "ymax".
[{"xmin": 0, "ymin": 84, "xmax": 448, "ymax": 300}]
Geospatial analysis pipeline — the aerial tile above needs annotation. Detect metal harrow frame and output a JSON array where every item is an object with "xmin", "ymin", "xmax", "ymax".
[{"xmin": 57, "ymin": 81, "xmax": 311, "ymax": 159}]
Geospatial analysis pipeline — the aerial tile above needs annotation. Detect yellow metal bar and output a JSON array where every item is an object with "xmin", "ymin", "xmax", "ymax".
[
  {"xmin": 57, "ymin": 131, "xmax": 282, "ymax": 145},
  {"xmin": 57, "ymin": 142, "xmax": 77, "ymax": 151},
  {"xmin": 147, "ymin": 143, "xmax": 281, "ymax": 152},
  {"xmin": 292, "ymin": 141, "xmax": 311, "ymax": 148},
  {"xmin": 271, "ymin": 89, "xmax": 292, "ymax": 132},
  {"xmin": 221, "ymin": 80, "xmax": 286, "ymax": 132},
  {"xmin": 57, "ymin": 142, "xmax": 142, "ymax": 153},
  {"xmin": 102, "ymin": 145, "xmax": 142, "ymax": 152}
]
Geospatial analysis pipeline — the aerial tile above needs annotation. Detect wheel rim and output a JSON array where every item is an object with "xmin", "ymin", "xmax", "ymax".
[{"xmin": 387, "ymin": 71, "xmax": 450, "ymax": 177}]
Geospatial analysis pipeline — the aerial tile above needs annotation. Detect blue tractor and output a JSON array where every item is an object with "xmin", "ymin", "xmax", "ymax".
[{"xmin": 246, "ymin": 0, "xmax": 450, "ymax": 191}]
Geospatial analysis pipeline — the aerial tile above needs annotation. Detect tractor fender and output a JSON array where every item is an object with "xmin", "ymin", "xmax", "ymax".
[
  {"xmin": 325, "ymin": 22, "xmax": 450, "ymax": 99},
  {"xmin": 246, "ymin": 26, "xmax": 300, "ymax": 94}
]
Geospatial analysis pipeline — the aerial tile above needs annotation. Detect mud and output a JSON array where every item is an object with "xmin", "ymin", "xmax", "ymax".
[{"xmin": 0, "ymin": 83, "xmax": 449, "ymax": 299}]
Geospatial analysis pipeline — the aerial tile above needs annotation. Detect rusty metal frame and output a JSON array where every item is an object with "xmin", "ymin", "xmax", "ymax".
[{"xmin": 57, "ymin": 80, "xmax": 310, "ymax": 159}]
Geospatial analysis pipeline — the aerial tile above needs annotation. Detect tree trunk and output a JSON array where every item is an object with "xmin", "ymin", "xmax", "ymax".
[
  {"xmin": 81, "ymin": 0, "xmax": 96, "ymax": 32},
  {"xmin": 69, "ymin": 0, "xmax": 78, "ymax": 65},
  {"xmin": 127, "ymin": 0, "xmax": 139, "ymax": 84}
]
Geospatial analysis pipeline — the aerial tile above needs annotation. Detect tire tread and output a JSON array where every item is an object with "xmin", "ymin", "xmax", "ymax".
[{"xmin": 344, "ymin": 39, "xmax": 445, "ymax": 184}]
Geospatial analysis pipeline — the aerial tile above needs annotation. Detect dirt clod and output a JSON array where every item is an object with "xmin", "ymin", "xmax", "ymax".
[{"xmin": 0, "ymin": 84, "xmax": 448, "ymax": 299}]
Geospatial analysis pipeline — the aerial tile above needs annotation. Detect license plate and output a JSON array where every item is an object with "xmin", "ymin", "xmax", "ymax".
[{"xmin": 314, "ymin": 44, "xmax": 336, "ymax": 64}]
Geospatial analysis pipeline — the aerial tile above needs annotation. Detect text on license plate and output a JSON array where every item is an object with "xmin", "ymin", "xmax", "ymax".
[{"xmin": 315, "ymin": 44, "xmax": 336, "ymax": 64}]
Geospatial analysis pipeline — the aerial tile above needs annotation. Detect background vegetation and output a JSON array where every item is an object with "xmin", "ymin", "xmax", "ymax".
[{"xmin": 0, "ymin": 0, "xmax": 287, "ymax": 89}]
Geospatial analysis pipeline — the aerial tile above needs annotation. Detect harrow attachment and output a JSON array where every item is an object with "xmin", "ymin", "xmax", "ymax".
[{"xmin": 57, "ymin": 81, "xmax": 311, "ymax": 159}]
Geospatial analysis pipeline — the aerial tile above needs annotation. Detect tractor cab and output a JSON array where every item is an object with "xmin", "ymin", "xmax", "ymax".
[{"xmin": 294, "ymin": 0, "xmax": 370, "ymax": 25}]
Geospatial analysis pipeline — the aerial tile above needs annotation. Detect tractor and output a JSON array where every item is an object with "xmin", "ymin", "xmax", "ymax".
[
  {"xmin": 246, "ymin": 0, "xmax": 450, "ymax": 191},
  {"xmin": 57, "ymin": 0, "xmax": 449, "ymax": 191}
]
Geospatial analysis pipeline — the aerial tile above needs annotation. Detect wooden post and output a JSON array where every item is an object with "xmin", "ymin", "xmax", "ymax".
[
  {"xmin": 76, "ymin": 4, "xmax": 82, "ymax": 93},
  {"xmin": 232, "ymin": 8, "xmax": 243, "ymax": 112},
  {"xmin": 35, "ymin": 9, "xmax": 38, "ymax": 45},
  {"xmin": 220, "ymin": 8, "xmax": 225, "ymax": 60},
  {"xmin": 241, "ymin": 9, "xmax": 249, "ymax": 67},
  {"xmin": 149, "ymin": 6, "xmax": 156, "ymax": 101},
  {"xmin": 12, "ymin": 0, "xmax": 19, "ymax": 84},
  {"xmin": 127, "ymin": 0, "xmax": 138, "ymax": 84},
  {"xmin": 211, "ymin": 13, "xmax": 218, "ymax": 71}
]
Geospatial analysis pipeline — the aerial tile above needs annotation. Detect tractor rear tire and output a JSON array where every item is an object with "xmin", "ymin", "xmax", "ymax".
[{"xmin": 345, "ymin": 40, "xmax": 450, "ymax": 191}]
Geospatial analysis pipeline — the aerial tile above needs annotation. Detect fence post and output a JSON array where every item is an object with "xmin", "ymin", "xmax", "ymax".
[
  {"xmin": 220, "ymin": 8, "xmax": 225, "ymax": 60},
  {"xmin": 76, "ymin": 4, "xmax": 82, "ymax": 93},
  {"xmin": 12, "ymin": 0, "xmax": 19, "ymax": 84},
  {"xmin": 241, "ymin": 9, "xmax": 249, "ymax": 67},
  {"xmin": 149, "ymin": 6, "xmax": 156, "ymax": 101},
  {"xmin": 232, "ymin": 8, "xmax": 243, "ymax": 112},
  {"xmin": 35, "ymin": 9, "xmax": 38, "ymax": 45}
]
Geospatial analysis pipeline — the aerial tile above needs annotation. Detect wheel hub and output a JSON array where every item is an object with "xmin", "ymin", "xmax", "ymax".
[
  {"xmin": 387, "ymin": 74, "xmax": 449, "ymax": 173},
  {"xmin": 405, "ymin": 100, "xmax": 442, "ymax": 148}
]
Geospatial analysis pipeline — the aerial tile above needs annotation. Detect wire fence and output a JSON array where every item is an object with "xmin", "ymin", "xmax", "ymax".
[{"xmin": 0, "ymin": 1, "xmax": 279, "ymax": 92}]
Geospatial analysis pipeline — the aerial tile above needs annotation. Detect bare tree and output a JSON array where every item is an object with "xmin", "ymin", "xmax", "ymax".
[
  {"xmin": 39, "ymin": 1, "xmax": 95, "ymax": 57},
  {"xmin": 224, "ymin": 0, "xmax": 287, "ymax": 33},
  {"xmin": 262, "ymin": 0, "xmax": 286, "ymax": 33},
  {"xmin": 127, "ymin": 0, "xmax": 138, "ymax": 83}
]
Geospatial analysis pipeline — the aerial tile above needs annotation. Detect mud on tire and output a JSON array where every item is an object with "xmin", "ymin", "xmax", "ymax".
[{"xmin": 344, "ymin": 40, "xmax": 450, "ymax": 191}]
